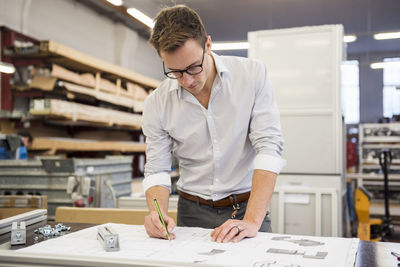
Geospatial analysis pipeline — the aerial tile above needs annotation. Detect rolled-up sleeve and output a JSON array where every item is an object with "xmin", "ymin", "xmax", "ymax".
[
  {"xmin": 249, "ymin": 61, "xmax": 287, "ymax": 174},
  {"xmin": 141, "ymin": 93, "xmax": 173, "ymax": 192}
]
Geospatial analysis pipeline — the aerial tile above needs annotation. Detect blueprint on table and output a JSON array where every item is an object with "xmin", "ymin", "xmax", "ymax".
[{"xmin": 18, "ymin": 223, "xmax": 359, "ymax": 267}]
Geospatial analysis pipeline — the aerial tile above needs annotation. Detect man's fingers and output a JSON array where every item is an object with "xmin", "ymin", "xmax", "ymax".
[
  {"xmin": 144, "ymin": 211, "xmax": 176, "ymax": 240},
  {"xmin": 222, "ymin": 226, "xmax": 241, "ymax": 243},
  {"xmin": 165, "ymin": 216, "xmax": 176, "ymax": 232},
  {"xmin": 232, "ymin": 229, "xmax": 247, "ymax": 243},
  {"xmin": 213, "ymin": 220, "xmax": 240, "ymax": 243}
]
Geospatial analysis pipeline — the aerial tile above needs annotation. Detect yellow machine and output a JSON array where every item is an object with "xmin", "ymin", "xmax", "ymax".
[{"xmin": 355, "ymin": 186, "xmax": 382, "ymax": 241}]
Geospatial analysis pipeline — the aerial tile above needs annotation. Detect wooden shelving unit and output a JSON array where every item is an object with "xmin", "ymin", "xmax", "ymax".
[{"xmin": 1, "ymin": 27, "xmax": 158, "ymax": 176}]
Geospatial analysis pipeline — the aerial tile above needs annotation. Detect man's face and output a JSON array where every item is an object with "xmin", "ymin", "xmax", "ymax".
[{"xmin": 160, "ymin": 39, "xmax": 209, "ymax": 96}]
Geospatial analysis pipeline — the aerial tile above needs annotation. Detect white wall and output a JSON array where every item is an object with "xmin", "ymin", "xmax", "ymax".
[{"xmin": 0, "ymin": 0, "xmax": 164, "ymax": 81}]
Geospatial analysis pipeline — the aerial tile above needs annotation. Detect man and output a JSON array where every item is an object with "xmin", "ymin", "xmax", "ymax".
[{"xmin": 142, "ymin": 5, "xmax": 286, "ymax": 243}]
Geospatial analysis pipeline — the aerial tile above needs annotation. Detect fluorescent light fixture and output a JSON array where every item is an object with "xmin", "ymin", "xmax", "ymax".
[
  {"xmin": 106, "ymin": 0, "xmax": 123, "ymax": 6},
  {"xmin": 127, "ymin": 7, "xmax": 154, "ymax": 29},
  {"xmin": 370, "ymin": 61, "xmax": 400, "ymax": 69},
  {"xmin": 211, "ymin": 42, "xmax": 249, "ymax": 51},
  {"xmin": 0, "ymin": 61, "xmax": 15, "ymax": 74},
  {"xmin": 343, "ymin": 35, "xmax": 357, "ymax": 43},
  {"xmin": 374, "ymin": 31, "xmax": 400, "ymax": 40}
]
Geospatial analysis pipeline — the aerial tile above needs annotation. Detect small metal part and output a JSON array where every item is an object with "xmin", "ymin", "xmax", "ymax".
[
  {"xmin": 42, "ymin": 225, "xmax": 52, "ymax": 237},
  {"xmin": 97, "ymin": 226, "xmax": 120, "ymax": 252},
  {"xmin": 34, "ymin": 236, "xmax": 39, "ymax": 243},
  {"xmin": 34, "ymin": 223, "xmax": 71, "ymax": 239},
  {"xmin": 11, "ymin": 221, "xmax": 26, "ymax": 245}
]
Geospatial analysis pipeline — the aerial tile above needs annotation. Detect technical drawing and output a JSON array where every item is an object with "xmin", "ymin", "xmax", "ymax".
[
  {"xmin": 253, "ymin": 261, "xmax": 300, "ymax": 267},
  {"xmin": 267, "ymin": 248, "xmax": 328, "ymax": 260},
  {"xmin": 198, "ymin": 249, "xmax": 225, "ymax": 256},
  {"xmin": 271, "ymin": 236, "xmax": 325, "ymax": 246}
]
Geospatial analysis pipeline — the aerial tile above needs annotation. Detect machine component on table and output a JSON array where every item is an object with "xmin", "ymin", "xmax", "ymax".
[
  {"xmin": 11, "ymin": 221, "xmax": 26, "ymax": 245},
  {"xmin": 34, "ymin": 223, "xmax": 71, "ymax": 239},
  {"xmin": 0, "ymin": 209, "xmax": 47, "ymax": 235},
  {"xmin": 97, "ymin": 225, "xmax": 119, "ymax": 252}
]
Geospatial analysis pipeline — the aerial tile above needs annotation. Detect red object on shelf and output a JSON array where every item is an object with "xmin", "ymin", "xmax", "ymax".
[
  {"xmin": 0, "ymin": 26, "xmax": 40, "ymax": 111},
  {"xmin": 74, "ymin": 198, "xmax": 86, "ymax": 207},
  {"xmin": 346, "ymin": 141, "xmax": 357, "ymax": 168}
]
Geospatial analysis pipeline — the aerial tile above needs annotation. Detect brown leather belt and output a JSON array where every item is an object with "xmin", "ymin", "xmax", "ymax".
[{"xmin": 178, "ymin": 190, "xmax": 251, "ymax": 208}]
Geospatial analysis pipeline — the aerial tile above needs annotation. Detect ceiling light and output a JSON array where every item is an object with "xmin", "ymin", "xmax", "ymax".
[
  {"xmin": 374, "ymin": 31, "xmax": 400, "ymax": 40},
  {"xmin": 127, "ymin": 8, "xmax": 154, "ymax": 29},
  {"xmin": 370, "ymin": 61, "xmax": 400, "ymax": 69},
  {"xmin": 0, "ymin": 61, "xmax": 15, "ymax": 74},
  {"xmin": 343, "ymin": 35, "xmax": 357, "ymax": 43},
  {"xmin": 106, "ymin": 0, "xmax": 123, "ymax": 6},
  {"xmin": 211, "ymin": 42, "xmax": 249, "ymax": 51}
]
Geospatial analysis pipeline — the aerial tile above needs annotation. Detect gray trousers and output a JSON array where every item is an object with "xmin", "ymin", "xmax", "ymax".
[{"xmin": 177, "ymin": 196, "xmax": 272, "ymax": 232}]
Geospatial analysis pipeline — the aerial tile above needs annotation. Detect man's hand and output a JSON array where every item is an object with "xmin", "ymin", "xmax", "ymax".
[
  {"xmin": 210, "ymin": 218, "xmax": 259, "ymax": 243},
  {"xmin": 144, "ymin": 210, "xmax": 176, "ymax": 240},
  {"xmin": 211, "ymin": 170, "xmax": 277, "ymax": 243}
]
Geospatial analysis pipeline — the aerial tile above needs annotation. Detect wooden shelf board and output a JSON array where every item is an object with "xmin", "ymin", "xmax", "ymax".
[
  {"xmin": 30, "ymin": 137, "xmax": 146, "ymax": 153},
  {"xmin": 10, "ymin": 41, "xmax": 161, "ymax": 89}
]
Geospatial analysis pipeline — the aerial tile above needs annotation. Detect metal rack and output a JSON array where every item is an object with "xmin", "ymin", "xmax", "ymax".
[{"xmin": 357, "ymin": 123, "xmax": 400, "ymax": 220}]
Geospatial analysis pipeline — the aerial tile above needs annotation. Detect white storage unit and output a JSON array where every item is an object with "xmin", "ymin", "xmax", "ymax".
[
  {"xmin": 249, "ymin": 25, "xmax": 345, "ymax": 236},
  {"xmin": 248, "ymin": 25, "xmax": 344, "ymax": 174},
  {"xmin": 269, "ymin": 174, "xmax": 342, "ymax": 237}
]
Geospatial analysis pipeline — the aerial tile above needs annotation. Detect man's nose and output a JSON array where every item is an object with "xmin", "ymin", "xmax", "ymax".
[{"xmin": 182, "ymin": 72, "xmax": 194, "ymax": 86}]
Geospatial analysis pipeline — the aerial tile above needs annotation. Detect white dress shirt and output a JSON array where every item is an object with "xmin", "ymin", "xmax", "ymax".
[{"xmin": 142, "ymin": 52, "xmax": 286, "ymax": 201}]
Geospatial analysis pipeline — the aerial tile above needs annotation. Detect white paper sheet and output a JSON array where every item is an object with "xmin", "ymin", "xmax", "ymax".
[{"xmin": 18, "ymin": 223, "xmax": 359, "ymax": 267}]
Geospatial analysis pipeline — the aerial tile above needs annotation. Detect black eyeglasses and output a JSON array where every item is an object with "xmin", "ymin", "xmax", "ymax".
[{"xmin": 163, "ymin": 48, "xmax": 205, "ymax": 79}]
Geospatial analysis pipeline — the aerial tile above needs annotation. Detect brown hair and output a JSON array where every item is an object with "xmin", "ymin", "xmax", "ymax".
[{"xmin": 149, "ymin": 5, "xmax": 207, "ymax": 54}]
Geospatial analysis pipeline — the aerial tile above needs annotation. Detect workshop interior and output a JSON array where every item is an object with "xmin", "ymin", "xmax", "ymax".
[{"xmin": 0, "ymin": 0, "xmax": 400, "ymax": 266}]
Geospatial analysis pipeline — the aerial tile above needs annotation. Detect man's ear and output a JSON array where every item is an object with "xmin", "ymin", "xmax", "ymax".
[{"xmin": 206, "ymin": 35, "xmax": 212, "ymax": 55}]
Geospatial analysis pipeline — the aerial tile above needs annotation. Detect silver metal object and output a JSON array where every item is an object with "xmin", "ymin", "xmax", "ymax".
[
  {"xmin": 11, "ymin": 222, "xmax": 26, "ymax": 245},
  {"xmin": 97, "ymin": 226, "xmax": 120, "ymax": 252},
  {"xmin": 34, "ymin": 223, "xmax": 70, "ymax": 239}
]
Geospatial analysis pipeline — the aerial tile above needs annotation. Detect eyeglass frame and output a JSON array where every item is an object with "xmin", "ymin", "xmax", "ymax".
[{"xmin": 162, "ymin": 47, "xmax": 205, "ymax": 79}]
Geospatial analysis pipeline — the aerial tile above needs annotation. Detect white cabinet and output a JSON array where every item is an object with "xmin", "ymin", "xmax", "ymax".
[
  {"xmin": 248, "ymin": 25, "xmax": 344, "ymax": 174},
  {"xmin": 249, "ymin": 25, "xmax": 345, "ymax": 236}
]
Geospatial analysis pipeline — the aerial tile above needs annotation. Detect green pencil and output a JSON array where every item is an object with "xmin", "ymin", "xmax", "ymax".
[{"xmin": 153, "ymin": 198, "xmax": 171, "ymax": 240}]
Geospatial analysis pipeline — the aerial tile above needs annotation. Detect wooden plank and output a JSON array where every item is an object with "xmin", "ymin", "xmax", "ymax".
[
  {"xmin": 0, "ymin": 208, "xmax": 37, "ymax": 219},
  {"xmin": 0, "ymin": 195, "xmax": 47, "ymax": 209},
  {"xmin": 51, "ymin": 64, "xmax": 148, "ymax": 100},
  {"xmin": 39, "ymin": 41, "xmax": 160, "ymax": 89},
  {"xmin": 29, "ymin": 99, "xmax": 142, "ymax": 130},
  {"xmin": 30, "ymin": 137, "xmax": 146, "ymax": 153},
  {"xmin": 61, "ymin": 81, "xmax": 143, "ymax": 112},
  {"xmin": 55, "ymin": 207, "xmax": 177, "ymax": 225}
]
